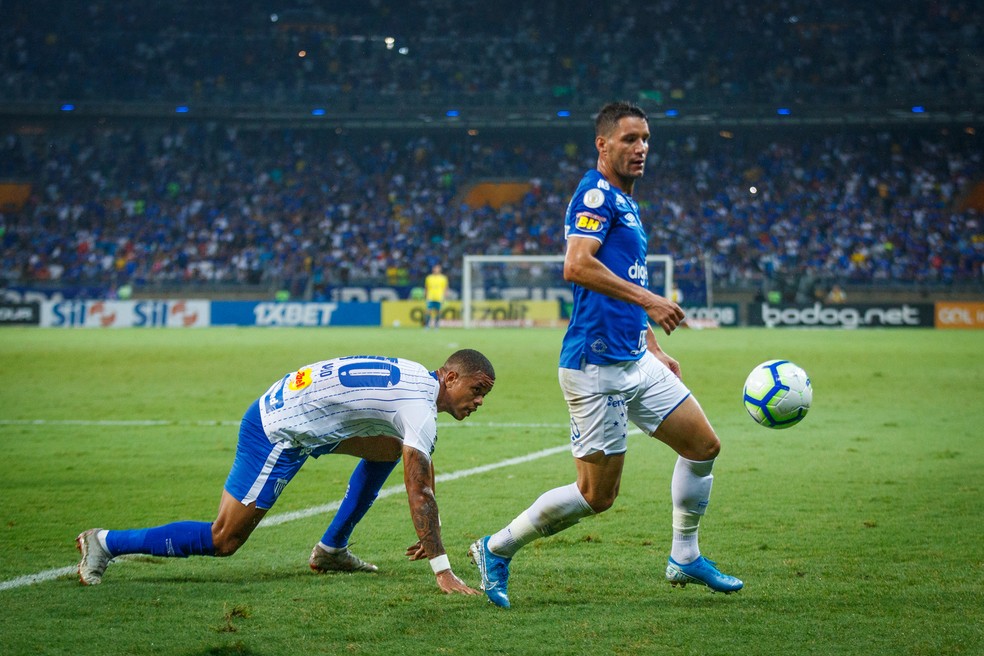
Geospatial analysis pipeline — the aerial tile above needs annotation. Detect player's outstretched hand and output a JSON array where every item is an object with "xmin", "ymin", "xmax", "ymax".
[
  {"xmin": 435, "ymin": 569, "xmax": 480, "ymax": 595},
  {"xmin": 405, "ymin": 540, "xmax": 427, "ymax": 561}
]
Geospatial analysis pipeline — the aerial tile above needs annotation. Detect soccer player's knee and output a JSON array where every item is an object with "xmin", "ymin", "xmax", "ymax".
[{"xmin": 700, "ymin": 437, "xmax": 721, "ymax": 461}]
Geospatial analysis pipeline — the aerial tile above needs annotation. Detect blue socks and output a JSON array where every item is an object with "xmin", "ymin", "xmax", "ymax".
[
  {"xmin": 105, "ymin": 521, "xmax": 215, "ymax": 558},
  {"xmin": 101, "ymin": 459, "xmax": 398, "ymax": 558},
  {"xmin": 321, "ymin": 459, "xmax": 399, "ymax": 548}
]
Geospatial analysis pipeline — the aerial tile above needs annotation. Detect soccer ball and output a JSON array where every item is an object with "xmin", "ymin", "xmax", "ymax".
[{"xmin": 742, "ymin": 360, "xmax": 812, "ymax": 429}]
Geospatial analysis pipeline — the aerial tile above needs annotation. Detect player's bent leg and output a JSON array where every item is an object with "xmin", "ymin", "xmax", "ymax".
[
  {"xmin": 311, "ymin": 458, "xmax": 396, "ymax": 574},
  {"xmin": 80, "ymin": 517, "xmax": 224, "ymax": 585}
]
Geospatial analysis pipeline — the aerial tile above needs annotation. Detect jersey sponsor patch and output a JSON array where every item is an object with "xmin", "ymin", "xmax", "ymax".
[
  {"xmin": 574, "ymin": 211, "xmax": 606, "ymax": 233},
  {"xmin": 287, "ymin": 367, "xmax": 313, "ymax": 391},
  {"xmin": 583, "ymin": 188, "xmax": 605, "ymax": 209}
]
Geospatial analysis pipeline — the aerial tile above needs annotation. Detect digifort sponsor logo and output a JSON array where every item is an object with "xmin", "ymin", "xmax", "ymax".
[
  {"xmin": 627, "ymin": 260, "xmax": 648, "ymax": 287},
  {"xmin": 761, "ymin": 303, "xmax": 924, "ymax": 328}
]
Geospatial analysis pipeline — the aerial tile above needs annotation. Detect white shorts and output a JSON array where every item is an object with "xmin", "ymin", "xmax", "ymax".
[{"xmin": 558, "ymin": 350, "xmax": 692, "ymax": 458}]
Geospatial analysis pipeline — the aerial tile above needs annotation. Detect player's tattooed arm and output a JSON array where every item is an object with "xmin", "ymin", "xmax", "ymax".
[{"xmin": 402, "ymin": 444, "xmax": 444, "ymax": 558}]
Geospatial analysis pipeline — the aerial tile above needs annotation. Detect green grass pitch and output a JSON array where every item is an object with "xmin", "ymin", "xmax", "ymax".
[{"xmin": 0, "ymin": 326, "xmax": 981, "ymax": 655}]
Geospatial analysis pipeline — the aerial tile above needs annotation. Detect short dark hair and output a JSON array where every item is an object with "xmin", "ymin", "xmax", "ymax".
[
  {"xmin": 445, "ymin": 349, "xmax": 495, "ymax": 380},
  {"xmin": 595, "ymin": 101, "xmax": 648, "ymax": 137}
]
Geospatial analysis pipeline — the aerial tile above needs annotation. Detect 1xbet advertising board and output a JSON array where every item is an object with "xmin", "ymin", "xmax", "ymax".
[{"xmin": 211, "ymin": 302, "xmax": 380, "ymax": 327}]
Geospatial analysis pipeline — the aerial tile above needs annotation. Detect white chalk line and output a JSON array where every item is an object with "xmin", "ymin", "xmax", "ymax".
[{"xmin": 0, "ymin": 422, "xmax": 573, "ymax": 592}]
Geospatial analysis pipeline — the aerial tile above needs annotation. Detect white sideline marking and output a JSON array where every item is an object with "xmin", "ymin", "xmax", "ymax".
[
  {"xmin": 0, "ymin": 443, "xmax": 571, "ymax": 591},
  {"xmin": 259, "ymin": 444, "xmax": 569, "ymax": 526}
]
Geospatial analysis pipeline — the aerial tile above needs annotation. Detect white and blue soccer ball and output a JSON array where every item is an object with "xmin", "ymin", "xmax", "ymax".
[{"xmin": 742, "ymin": 360, "xmax": 812, "ymax": 429}]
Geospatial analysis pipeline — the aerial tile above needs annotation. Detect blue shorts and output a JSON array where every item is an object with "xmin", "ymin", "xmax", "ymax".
[
  {"xmin": 426, "ymin": 300, "xmax": 442, "ymax": 312},
  {"xmin": 224, "ymin": 399, "xmax": 338, "ymax": 509}
]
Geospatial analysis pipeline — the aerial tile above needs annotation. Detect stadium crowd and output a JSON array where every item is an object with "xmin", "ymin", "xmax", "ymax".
[
  {"xmin": 1, "ymin": 123, "xmax": 980, "ymax": 298},
  {"xmin": 2, "ymin": 0, "xmax": 981, "ymax": 110},
  {"xmin": 1, "ymin": 0, "xmax": 981, "ymax": 300}
]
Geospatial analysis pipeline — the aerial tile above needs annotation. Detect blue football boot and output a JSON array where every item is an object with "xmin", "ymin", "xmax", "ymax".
[
  {"xmin": 666, "ymin": 555, "xmax": 743, "ymax": 593},
  {"xmin": 469, "ymin": 536, "xmax": 512, "ymax": 608}
]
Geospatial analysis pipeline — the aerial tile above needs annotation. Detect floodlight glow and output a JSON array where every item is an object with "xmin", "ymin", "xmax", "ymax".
[
  {"xmin": 446, "ymin": 109, "xmax": 460, "ymax": 117},
  {"xmin": 175, "ymin": 105, "xmax": 189, "ymax": 113},
  {"xmin": 777, "ymin": 108, "xmax": 791, "ymax": 115},
  {"xmin": 60, "ymin": 103, "xmax": 75, "ymax": 111},
  {"xmin": 665, "ymin": 109, "xmax": 679, "ymax": 117},
  {"xmin": 311, "ymin": 108, "xmax": 326, "ymax": 116},
  {"xmin": 557, "ymin": 110, "xmax": 571, "ymax": 117},
  {"xmin": 911, "ymin": 106, "xmax": 925, "ymax": 113}
]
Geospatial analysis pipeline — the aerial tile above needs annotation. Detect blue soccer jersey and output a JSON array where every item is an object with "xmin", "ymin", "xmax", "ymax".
[{"xmin": 559, "ymin": 169, "xmax": 650, "ymax": 369}]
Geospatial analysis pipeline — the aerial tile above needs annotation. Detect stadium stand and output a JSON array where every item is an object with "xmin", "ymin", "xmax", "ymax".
[{"xmin": 0, "ymin": 124, "xmax": 980, "ymax": 297}]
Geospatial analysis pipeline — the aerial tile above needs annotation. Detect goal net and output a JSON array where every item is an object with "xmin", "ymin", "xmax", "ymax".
[{"xmin": 461, "ymin": 254, "xmax": 674, "ymax": 328}]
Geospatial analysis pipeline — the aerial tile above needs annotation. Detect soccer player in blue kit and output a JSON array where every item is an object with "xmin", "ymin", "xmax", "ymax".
[
  {"xmin": 470, "ymin": 102, "xmax": 743, "ymax": 607},
  {"xmin": 77, "ymin": 349, "xmax": 495, "ymax": 596}
]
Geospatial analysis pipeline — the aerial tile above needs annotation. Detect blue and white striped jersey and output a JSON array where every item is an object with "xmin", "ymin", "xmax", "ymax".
[
  {"xmin": 257, "ymin": 355, "xmax": 440, "ymax": 455},
  {"xmin": 560, "ymin": 169, "xmax": 650, "ymax": 369}
]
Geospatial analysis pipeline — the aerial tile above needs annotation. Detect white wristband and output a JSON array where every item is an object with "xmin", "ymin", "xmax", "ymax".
[{"xmin": 429, "ymin": 554, "xmax": 451, "ymax": 574}]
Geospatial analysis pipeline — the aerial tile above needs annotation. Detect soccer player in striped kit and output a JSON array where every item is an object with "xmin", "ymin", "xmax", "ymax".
[{"xmin": 77, "ymin": 349, "xmax": 495, "ymax": 595}]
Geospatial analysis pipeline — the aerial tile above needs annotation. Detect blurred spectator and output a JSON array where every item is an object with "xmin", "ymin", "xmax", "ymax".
[{"xmin": 826, "ymin": 284, "xmax": 847, "ymax": 303}]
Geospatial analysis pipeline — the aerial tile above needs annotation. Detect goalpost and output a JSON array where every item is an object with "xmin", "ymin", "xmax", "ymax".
[{"xmin": 461, "ymin": 254, "xmax": 674, "ymax": 328}]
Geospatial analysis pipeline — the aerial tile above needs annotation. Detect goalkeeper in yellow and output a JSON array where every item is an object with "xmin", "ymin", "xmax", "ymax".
[{"xmin": 424, "ymin": 264, "xmax": 449, "ymax": 329}]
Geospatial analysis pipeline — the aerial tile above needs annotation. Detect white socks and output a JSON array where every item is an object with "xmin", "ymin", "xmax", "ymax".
[
  {"xmin": 488, "ymin": 483, "xmax": 594, "ymax": 558},
  {"xmin": 670, "ymin": 456, "xmax": 715, "ymax": 564},
  {"xmin": 485, "ymin": 457, "xmax": 715, "ymax": 564}
]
